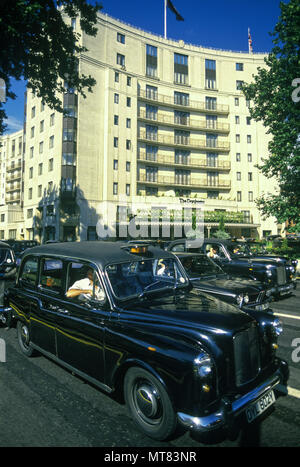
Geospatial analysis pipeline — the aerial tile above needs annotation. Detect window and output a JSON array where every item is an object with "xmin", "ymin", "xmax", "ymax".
[
  {"xmin": 114, "ymin": 115, "xmax": 119, "ymax": 125},
  {"xmin": 31, "ymin": 106, "xmax": 35, "ymax": 118},
  {"xmin": 146, "ymin": 44, "xmax": 158, "ymax": 77},
  {"xmin": 49, "ymin": 135, "xmax": 54, "ymax": 148},
  {"xmin": 175, "ymin": 150, "xmax": 190, "ymax": 165},
  {"xmin": 175, "ymin": 130, "xmax": 190, "ymax": 145},
  {"xmin": 40, "ymin": 120, "xmax": 44, "ymax": 132},
  {"xmin": 237, "ymin": 191, "xmax": 242, "ymax": 202},
  {"xmin": 30, "ymin": 147, "xmax": 34, "ymax": 158},
  {"xmin": 113, "ymin": 137, "xmax": 118, "ymax": 148},
  {"xmin": 20, "ymin": 256, "xmax": 38, "ymax": 287},
  {"xmin": 146, "ymin": 166, "xmax": 158, "ymax": 182},
  {"xmin": 175, "ymin": 169, "xmax": 190, "ymax": 185},
  {"xmin": 235, "ymin": 97, "xmax": 239, "ymax": 106},
  {"xmin": 146, "ymin": 125, "xmax": 158, "ymax": 141},
  {"xmin": 126, "ymin": 161, "xmax": 131, "ymax": 172},
  {"xmin": 117, "ymin": 53, "xmax": 125, "ymax": 67},
  {"xmin": 126, "ymin": 118, "xmax": 131, "ymax": 128},
  {"xmin": 236, "ymin": 153, "xmax": 241, "ymax": 162},
  {"xmin": 127, "ymin": 76, "xmax": 131, "ymax": 86},
  {"xmin": 113, "ymin": 159, "xmax": 118, "ymax": 170},
  {"xmin": 175, "ymin": 110, "xmax": 189, "ymax": 125},
  {"xmin": 113, "ymin": 182, "xmax": 118, "ymax": 195},
  {"xmin": 114, "ymin": 93, "xmax": 119, "ymax": 104},
  {"xmin": 146, "ymin": 104, "xmax": 158, "ymax": 120},
  {"xmin": 115, "ymin": 72, "xmax": 119, "ymax": 82},
  {"xmin": 66, "ymin": 262, "xmax": 105, "ymax": 303},
  {"xmin": 126, "ymin": 184, "xmax": 130, "ymax": 196},
  {"xmin": 205, "ymin": 59, "xmax": 216, "ymax": 89},
  {"xmin": 247, "ymin": 153, "xmax": 252, "ymax": 163},
  {"xmin": 236, "ymin": 80, "xmax": 244, "ymax": 90},
  {"xmin": 27, "ymin": 209, "xmax": 33, "ymax": 219},
  {"xmin": 31, "ymin": 127, "xmax": 35, "ymax": 138},
  {"xmin": 206, "ymin": 134, "xmax": 217, "ymax": 148},
  {"xmin": 29, "ymin": 167, "xmax": 33, "ymax": 179},
  {"xmin": 117, "ymin": 32, "xmax": 125, "ymax": 44},
  {"xmin": 38, "ymin": 163, "xmax": 43, "ymax": 175},
  {"xmin": 126, "ymin": 97, "xmax": 131, "ymax": 107},
  {"xmin": 145, "ymin": 145, "xmax": 158, "ymax": 161},
  {"xmin": 205, "ymin": 96, "xmax": 216, "ymax": 110},
  {"xmin": 146, "ymin": 85, "xmax": 158, "ymax": 100},
  {"xmin": 248, "ymin": 172, "xmax": 253, "ymax": 181},
  {"xmin": 246, "ymin": 116, "xmax": 251, "ymax": 125},
  {"xmin": 39, "ymin": 141, "xmax": 43, "ymax": 154},
  {"xmin": 40, "ymin": 258, "xmax": 63, "ymax": 293},
  {"xmin": 247, "ymin": 135, "xmax": 252, "ymax": 143},
  {"xmin": 236, "ymin": 172, "xmax": 241, "ymax": 181},
  {"xmin": 49, "ymin": 158, "xmax": 54, "ymax": 171},
  {"xmin": 235, "ymin": 116, "xmax": 240, "ymax": 124},
  {"xmin": 236, "ymin": 134, "xmax": 240, "ymax": 143},
  {"xmin": 174, "ymin": 53, "xmax": 188, "ymax": 84},
  {"xmin": 50, "ymin": 113, "xmax": 55, "ymax": 126},
  {"xmin": 236, "ymin": 63, "xmax": 244, "ymax": 71},
  {"xmin": 38, "ymin": 185, "xmax": 42, "ymax": 197}
]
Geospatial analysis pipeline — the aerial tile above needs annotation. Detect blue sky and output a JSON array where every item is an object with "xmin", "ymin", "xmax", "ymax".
[{"xmin": 3, "ymin": 0, "xmax": 286, "ymax": 134}]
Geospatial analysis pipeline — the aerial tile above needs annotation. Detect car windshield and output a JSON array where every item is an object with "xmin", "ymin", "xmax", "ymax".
[
  {"xmin": 105, "ymin": 257, "xmax": 188, "ymax": 300},
  {"xmin": 246, "ymin": 243, "xmax": 268, "ymax": 255},
  {"xmin": 180, "ymin": 255, "xmax": 224, "ymax": 278},
  {"xmin": 226, "ymin": 242, "xmax": 250, "ymax": 257}
]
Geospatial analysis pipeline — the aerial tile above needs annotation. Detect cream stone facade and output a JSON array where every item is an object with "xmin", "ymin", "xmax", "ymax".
[{"xmin": 1, "ymin": 12, "xmax": 281, "ymax": 242}]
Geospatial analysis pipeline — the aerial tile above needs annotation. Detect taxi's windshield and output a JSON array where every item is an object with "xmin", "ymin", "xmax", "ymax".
[
  {"xmin": 105, "ymin": 257, "xmax": 188, "ymax": 300},
  {"xmin": 226, "ymin": 243, "xmax": 250, "ymax": 258},
  {"xmin": 180, "ymin": 255, "xmax": 224, "ymax": 278}
]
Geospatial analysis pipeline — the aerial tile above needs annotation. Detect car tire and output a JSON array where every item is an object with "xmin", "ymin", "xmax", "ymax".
[
  {"xmin": 17, "ymin": 320, "xmax": 36, "ymax": 357},
  {"xmin": 124, "ymin": 366, "xmax": 177, "ymax": 441}
]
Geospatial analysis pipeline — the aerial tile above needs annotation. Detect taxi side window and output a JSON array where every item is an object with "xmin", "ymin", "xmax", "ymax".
[
  {"xmin": 20, "ymin": 256, "xmax": 39, "ymax": 287},
  {"xmin": 40, "ymin": 258, "xmax": 63, "ymax": 293},
  {"xmin": 170, "ymin": 243, "xmax": 185, "ymax": 252},
  {"xmin": 66, "ymin": 262, "xmax": 107, "ymax": 303}
]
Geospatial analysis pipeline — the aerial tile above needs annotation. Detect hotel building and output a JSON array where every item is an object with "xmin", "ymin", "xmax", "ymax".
[{"xmin": 0, "ymin": 12, "xmax": 280, "ymax": 242}]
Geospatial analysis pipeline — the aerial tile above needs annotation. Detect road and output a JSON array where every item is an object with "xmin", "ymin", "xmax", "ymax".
[{"xmin": 0, "ymin": 287, "xmax": 299, "ymax": 450}]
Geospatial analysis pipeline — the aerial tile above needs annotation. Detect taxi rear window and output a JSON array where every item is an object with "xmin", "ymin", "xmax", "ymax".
[{"xmin": 40, "ymin": 258, "xmax": 63, "ymax": 293}]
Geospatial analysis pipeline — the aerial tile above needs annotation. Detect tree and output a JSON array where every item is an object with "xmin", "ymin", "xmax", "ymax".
[
  {"xmin": 0, "ymin": 0, "xmax": 102, "ymax": 135},
  {"xmin": 242, "ymin": 0, "xmax": 300, "ymax": 232}
]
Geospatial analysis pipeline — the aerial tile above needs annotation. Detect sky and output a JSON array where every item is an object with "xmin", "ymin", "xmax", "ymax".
[{"xmin": 3, "ymin": 0, "xmax": 286, "ymax": 134}]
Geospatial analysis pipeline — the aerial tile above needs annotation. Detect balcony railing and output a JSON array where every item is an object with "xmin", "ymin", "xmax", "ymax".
[
  {"xmin": 138, "ymin": 110, "xmax": 230, "ymax": 133},
  {"xmin": 138, "ymin": 130, "xmax": 230, "ymax": 152},
  {"xmin": 138, "ymin": 89, "xmax": 229, "ymax": 114},
  {"xmin": 137, "ymin": 174, "xmax": 231, "ymax": 190},
  {"xmin": 137, "ymin": 152, "xmax": 231, "ymax": 170}
]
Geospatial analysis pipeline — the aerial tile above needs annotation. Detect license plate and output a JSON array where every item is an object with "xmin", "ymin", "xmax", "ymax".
[{"xmin": 246, "ymin": 390, "xmax": 275, "ymax": 423}]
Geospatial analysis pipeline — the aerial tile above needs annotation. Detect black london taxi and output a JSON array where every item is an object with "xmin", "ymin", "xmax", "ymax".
[
  {"xmin": 6, "ymin": 241, "xmax": 289, "ymax": 442},
  {"xmin": 174, "ymin": 252, "xmax": 272, "ymax": 312},
  {"xmin": 0, "ymin": 241, "xmax": 17, "ymax": 326},
  {"xmin": 167, "ymin": 238, "xmax": 297, "ymax": 298}
]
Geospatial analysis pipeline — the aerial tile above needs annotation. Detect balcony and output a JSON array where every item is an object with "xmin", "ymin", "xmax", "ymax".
[
  {"xmin": 138, "ymin": 89, "xmax": 229, "ymax": 114},
  {"xmin": 138, "ymin": 130, "xmax": 230, "ymax": 152},
  {"xmin": 138, "ymin": 110, "xmax": 230, "ymax": 134},
  {"xmin": 137, "ymin": 152, "xmax": 231, "ymax": 170},
  {"xmin": 137, "ymin": 174, "xmax": 231, "ymax": 190}
]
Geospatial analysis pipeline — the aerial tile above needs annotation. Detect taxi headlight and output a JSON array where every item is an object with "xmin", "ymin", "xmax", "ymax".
[{"xmin": 271, "ymin": 318, "xmax": 283, "ymax": 337}]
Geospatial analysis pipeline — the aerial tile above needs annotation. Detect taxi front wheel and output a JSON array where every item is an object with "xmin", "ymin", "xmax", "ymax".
[
  {"xmin": 124, "ymin": 367, "xmax": 177, "ymax": 441},
  {"xmin": 17, "ymin": 321, "xmax": 36, "ymax": 357}
]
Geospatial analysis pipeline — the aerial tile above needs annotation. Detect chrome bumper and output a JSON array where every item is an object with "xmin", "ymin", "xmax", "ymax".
[{"xmin": 177, "ymin": 364, "xmax": 288, "ymax": 434}]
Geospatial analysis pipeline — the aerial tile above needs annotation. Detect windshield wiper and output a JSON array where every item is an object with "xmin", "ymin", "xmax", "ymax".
[{"xmin": 138, "ymin": 280, "xmax": 163, "ymax": 300}]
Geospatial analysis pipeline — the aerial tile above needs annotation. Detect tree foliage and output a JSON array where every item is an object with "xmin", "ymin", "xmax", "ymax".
[
  {"xmin": 0, "ymin": 0, "xmax": 102, "ymax": 134},
  {"xmin": 242, "ymin": 0, "xmax": 300, "ymax": 232}
]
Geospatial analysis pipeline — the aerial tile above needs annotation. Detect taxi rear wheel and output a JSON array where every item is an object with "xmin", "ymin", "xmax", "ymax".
[
  {"xmin": 124, "ymin": 367, "xmax": 177, "ymax": 440},
  {"xmin": 17, "ymin": 321, "xmax": 36, "ymax": 357}
]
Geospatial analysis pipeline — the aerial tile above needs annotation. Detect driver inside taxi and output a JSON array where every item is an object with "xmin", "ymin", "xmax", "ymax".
[{"xmin": 66, "ymin": 267, "xmax": 105, "ymax": 301}]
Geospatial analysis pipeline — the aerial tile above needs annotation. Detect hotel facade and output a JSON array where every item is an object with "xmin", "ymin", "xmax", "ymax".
[{"xmin": 0, "ymin": 12, "xmax": 280, "ymax": 242}]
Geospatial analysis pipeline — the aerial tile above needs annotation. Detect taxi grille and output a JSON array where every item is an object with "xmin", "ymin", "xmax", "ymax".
[
  {"xmin": 277, "ymin": 266, "xmax": 286, "ymax": 285},
  {"xmin": 233, "ymin": 325, "xmax": 260, "ymax": 387}
]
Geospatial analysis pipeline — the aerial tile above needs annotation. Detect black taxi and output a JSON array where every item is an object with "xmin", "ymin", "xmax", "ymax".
[
  {"xmin": 6, "ymin": 241, "xmax": 288, "ymax": 442},
  {"xmin": 0, "ymin": 241, "xmax": 17, "ymax": 326}
]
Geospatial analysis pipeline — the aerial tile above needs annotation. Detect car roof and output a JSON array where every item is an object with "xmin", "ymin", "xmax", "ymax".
[{"xmin": 22, "ymin": 241, "xmax": 175, "ymax": 269}]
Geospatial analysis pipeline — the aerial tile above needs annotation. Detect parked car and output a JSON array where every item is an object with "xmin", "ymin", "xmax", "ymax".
[
  {"xmin": 174, "ymin": 252, "xmax": 272, "ymax": 312},
  {"xmin": 6, "ymin": 241, "xmax": 288, "ymax": 442},
  {"xmin": 4, "ymin": 240, "xmax": 39, "ymax": 265},
  {"xmin": 166, "ymin": 238, "xmax": 297, "ymax": 298},
  {"xmin": 0, "ymin": 241, "xmax": 17, "ymax": 326}
]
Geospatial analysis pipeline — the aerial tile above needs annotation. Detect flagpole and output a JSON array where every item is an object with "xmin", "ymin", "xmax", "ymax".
[{"xmin": 164, "ymin": 0, "xmax": 167, "ymax": 39}]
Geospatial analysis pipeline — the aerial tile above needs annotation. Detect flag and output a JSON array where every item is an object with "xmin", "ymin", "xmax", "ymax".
[
  {"xmin": 167, "ymin": 0, "xmax": 184, "ymax": 21},
  {"xmin": 248, "ymin": 28, "xmax": 253, "ymax": 53}
]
